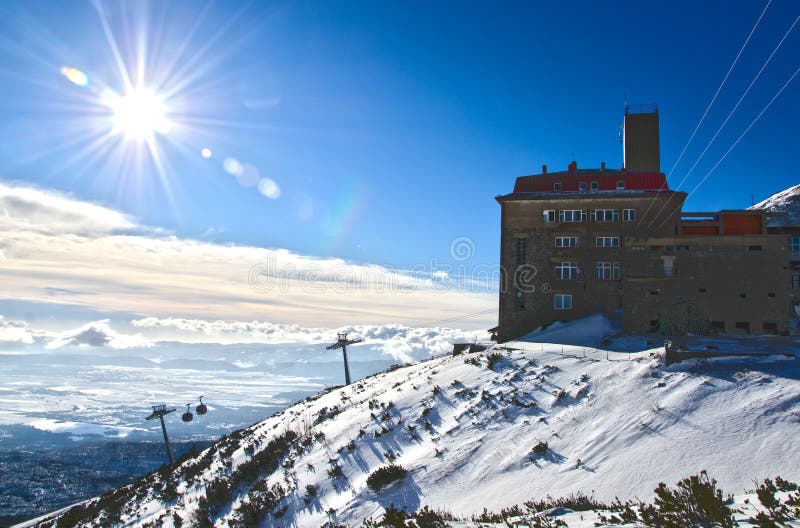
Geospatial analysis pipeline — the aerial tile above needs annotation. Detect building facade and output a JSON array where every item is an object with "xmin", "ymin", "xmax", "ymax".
[{"xmin": 495, "ymin": 105, "xmax": 800, "ymax": 342}]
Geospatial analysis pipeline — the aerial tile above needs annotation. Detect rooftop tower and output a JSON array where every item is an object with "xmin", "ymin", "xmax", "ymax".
[{"xmin": 623, "ymin": 103, "xmax": 660, "ymax": 172}]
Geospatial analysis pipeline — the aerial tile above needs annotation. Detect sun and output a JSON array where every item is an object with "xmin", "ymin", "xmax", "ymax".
[{"xmin": 107, "ymin": 88, "xmax": 171, "ymax": 141}]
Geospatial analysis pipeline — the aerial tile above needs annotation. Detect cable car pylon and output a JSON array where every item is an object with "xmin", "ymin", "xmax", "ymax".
[
  {"xmin": 326, "ymin": 332, "xmax": 362, "ymax": 385},
  {"xmin": 146, "ymin": 404, "xmax": 176, "ymax": 465}
]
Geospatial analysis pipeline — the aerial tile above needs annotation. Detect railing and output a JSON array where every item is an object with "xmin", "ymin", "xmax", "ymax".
[{"xmin": 624, "ymin": 103, "xmax": 658, "ymax": 115}]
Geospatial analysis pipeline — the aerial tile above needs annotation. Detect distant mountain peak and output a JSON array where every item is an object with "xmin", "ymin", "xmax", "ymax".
[{"xmin": 748, "ymin": 183, "xmax": 800, "ymax": 225}]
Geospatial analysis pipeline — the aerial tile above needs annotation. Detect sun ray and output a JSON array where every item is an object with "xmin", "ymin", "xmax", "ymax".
[{"xmin": 93, "ymin": 0, "xmax": 134, "ymax": 93}]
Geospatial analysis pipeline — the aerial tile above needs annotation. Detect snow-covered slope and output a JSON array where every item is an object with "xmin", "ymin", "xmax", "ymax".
[
  {"xmin": 749, "ymin": 183, "xmax": 800, "ymax": 225},
  {"xmin": 24, "ymin": 336, "xmax": 800, "ymax": 528}
]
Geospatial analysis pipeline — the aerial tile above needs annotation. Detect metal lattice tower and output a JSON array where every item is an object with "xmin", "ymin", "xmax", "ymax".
[{"xmin": 326, "ymin": 332, "xmax": 362, "ymax": 385}]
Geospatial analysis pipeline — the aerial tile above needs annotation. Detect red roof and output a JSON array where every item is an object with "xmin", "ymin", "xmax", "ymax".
[{"xmin": 513, "ymin": 170, "xmax": 668, "ymax": 193}]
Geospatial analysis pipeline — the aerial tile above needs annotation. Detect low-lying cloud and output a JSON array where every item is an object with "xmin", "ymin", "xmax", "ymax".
[
  {"xmin": 46, "ymin": 320, "xmax": 152, "ymax": 349},
  {"xmin": 0, "ymin": 315, "xmax": 34, "ymax": 344},
  {"xmin": 131, "ymin": 316, "xmax": 483, "ymax": 362}
]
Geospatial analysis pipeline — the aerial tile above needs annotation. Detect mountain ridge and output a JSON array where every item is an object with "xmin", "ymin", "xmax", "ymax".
[{"xmin": 20, "ymin": 329, "xmax": 800, "ymax": 527}]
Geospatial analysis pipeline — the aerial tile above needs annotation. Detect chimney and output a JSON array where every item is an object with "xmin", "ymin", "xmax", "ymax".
[
  {"xmin": 623, "ymin": 103, "xmax": 660, "ymax": 172},
  {"xmin": 600, "ymin": 161, "xmax": 606, "ymax": 171},
  {"xmin": 541, "ymin": 164, "xmax": 547, "ymax": 174},
  {"xmin": 568, "ymin": 161, "xmax": 577, "ymax": 173}
]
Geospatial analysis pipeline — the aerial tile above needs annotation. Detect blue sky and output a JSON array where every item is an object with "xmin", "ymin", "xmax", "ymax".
[{"xmin": 0, "ymin": 0, "xmax": 797, "ymax": 335}]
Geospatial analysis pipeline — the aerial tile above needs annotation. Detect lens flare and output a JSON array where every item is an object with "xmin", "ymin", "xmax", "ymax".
[
  {"xmin": 106, "ymin": 88, "xmax": 171, "ymax": 141},
  {"xmin": 257, "ymin": 177, "xmax": 280, "ymax": 199},
  {"xmin": 60, "ymin": 66, "xmax": 89, "ymax": 87}
]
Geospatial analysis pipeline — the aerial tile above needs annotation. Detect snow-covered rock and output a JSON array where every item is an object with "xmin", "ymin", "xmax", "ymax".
[
  {"xmin": 21, "ymin": 327, "xmax": 800, "ymax": 528},
  {"xmin": 749, "ymin": 183, "xmax": 800, "ymax": 225}
]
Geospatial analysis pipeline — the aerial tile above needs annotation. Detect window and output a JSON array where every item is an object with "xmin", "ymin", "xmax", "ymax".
[
  {"xmin": 793, "ymin": 274, "xmax": 800, "ymax": 289},
  {"xmin": 554, "ymin": 294, "xmax": 572, "ymax": 310},
  {"xmin": 554, "ymin": 236, "xmax": 578, "ymax": 247},
  {"xmin": 590, "ymin": 181, "xmax": 599, "ymax": 191},
  {"xmin": 559, "ymin": 209, "xmax": 587, "ymax": 223},
  {"xmin": 595, "ymin": 236, "xmax": 620, "ymax": 248},
  {"xmin": 616, "ymin": 180, "xmax": 625, "ymax": 190},
  {"xmin": 543, "ymin": 210, "xmax": 556, "ymax": 223},
  {"xmin": 553, "ymin": 182, "xmax": 562, "ymax": 192},
  {"xmin": 515, "ymin": 238, "xmax": 527, "ymax": 267},
  {"xmin": 555, "ymin": 262, "xmax": 579, "ymax": 279},
  {"xmin": 739, "ymin": 293, "xmax": 747, "ymax": 299},
  {"xmin": 768, "ymin": 292, "xmax": 776, "ymax": 298},
  {"xmin": 711, "ymin": 321, "xmax": 725, "ymax": 332},
  {"xmin": 622, "ymin": 209, "xmax": 637, "ymax": 222},
  {"xmin": 579, "ymin": 182, "xmax": 587, "ymax": 191},
  {"xmin": 748, "ymin": 245, "xmax": 762, "ymax": 251},
  {"xmin": 591, "ymin": 209, "xmax": 619, "ymax": 222},
  {"xmin": 763, "ymin": 322, "xmax": 778, "ymax": 334},
  {"xmin": 663, "ymin": 257, "xmax": 674, "ymax": 278},
  {"xmin": 698, "ymin": 288, "xmax": 707, "ymax": 293},
  {"xmin": 595, "ymin": 262, "xmax": 622, "ymax": 280},
  {"xmin": 792, "ymin": 237, "xmax": 800, "ymax": 254},
  {"xmin": 735, "ymin": 321, "xmax": 750, "ymax": 334},
  {"xmin": 649, "ymin": 320, "xmax": 660, "ymax": 332}
]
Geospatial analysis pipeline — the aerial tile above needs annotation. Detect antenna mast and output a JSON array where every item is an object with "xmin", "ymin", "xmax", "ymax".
[{"xmin": 326, "ymin": 332, "xmax": 362, "ymax": 385}]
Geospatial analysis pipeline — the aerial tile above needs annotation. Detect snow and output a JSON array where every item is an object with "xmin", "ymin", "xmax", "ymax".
[
  {"xmin": 516, "ymin": 313, "xmax": 617, "ymax": 347},
  {"xmin": 21, "ymin": 316, "xmax": 800, "ymax": 527},
  {"xmin": 749, "ymin": 183, "xmax": 800, "ymax": 225}
]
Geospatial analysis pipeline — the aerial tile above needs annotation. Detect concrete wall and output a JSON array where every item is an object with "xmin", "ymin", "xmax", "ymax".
[
  {"xmin": 622, "ymin": 235, "xmax": 792, "ymax": 335},
  {"xmin": 624, "ymin": 112, "xmax": 660, "ymax": 172},
  {"xmin": 497, "ymin": 192, "xmax": 685, "ymax": 341}
]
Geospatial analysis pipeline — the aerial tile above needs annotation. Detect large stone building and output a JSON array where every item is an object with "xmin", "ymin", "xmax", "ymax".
[{"xmin": 494, "ymin": 104, "xmax": 800, "ymax": 342}]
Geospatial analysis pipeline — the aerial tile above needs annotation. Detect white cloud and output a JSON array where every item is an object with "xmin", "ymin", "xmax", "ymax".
[
  {"xmin": 46, "ymin": 320, "xmax": 151, "ymax": 349},
  {"xmin": 131, "ymin": 316, "xmax": 484, "ymax": 362},
  {"xmin": 0, "ymin": 182, "xmax": 496, "ymax": 329},
  {"xmin": 0, "ymin": 182, "xmax": 136, "ymax": 235},
  {"xmin": 132, "ymin": 317, "xmax": 330, "ymax": 343},
  {"xmin": 0, "ymin": 315, "xmax": 34, "ymax": 344}
]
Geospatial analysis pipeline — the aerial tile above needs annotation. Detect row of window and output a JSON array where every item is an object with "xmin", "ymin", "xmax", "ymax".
[
  {"xmin": 543, "ymin": 208, "xmax": 637, "ymax": 223},
  {"xmin": 553, "ymin": 181, "xmax": 626, "ymax": 192},
  {"xmin": 554, "ymin": 261, "xmax": 622, "ymax": 280},
  {"xmin": 792, "ymin": 236, "xmax": 800, "ymax": 254},
  {"xmin": 553, "ymin": 236, "xmax": 620, "ymax": 247}
]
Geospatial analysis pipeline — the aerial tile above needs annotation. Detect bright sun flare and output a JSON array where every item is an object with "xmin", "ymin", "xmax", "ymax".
[{"xmin": 108, "ymin": 88, "xmax": 171, "ymax": 141}]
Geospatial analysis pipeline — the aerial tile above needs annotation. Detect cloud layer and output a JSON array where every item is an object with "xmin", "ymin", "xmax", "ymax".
[
  {"xmin": 0, "ymin": 182, "xmax": 496, "ymax": 329},
  {"xmin": 0, "ymin": 315, "xmax": 34, "ymax": 344},
  {"xmin": 45, "ymin": 319, "xmax": 152, "ymax": 349},
  {"xmin": 131, "ymin": 316, "xmax": 483, "ymax": 362}
]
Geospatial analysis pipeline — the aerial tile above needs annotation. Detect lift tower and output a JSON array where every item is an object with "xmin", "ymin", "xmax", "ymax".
[
  {"xmin": 326, "ymin": 332, "xmax": 362, "ymax": 385},
  {"xmin": 146, "ymin": 404, "xmax": 176, "ymax": 465}
]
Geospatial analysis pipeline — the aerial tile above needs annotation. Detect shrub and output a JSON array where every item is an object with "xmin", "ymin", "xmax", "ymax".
[
  {"xmin": 362, "ymin": 504, "xmax": 411, "ymax": 528},
  {"xmin": 599, "ymin": 471, "xmax": 736, "ymax": 528},
  {"xmin": 413, "ymin": 506, "xmax": 452, "ymax": 528},
  {"xmin": 532, "ymin": 441, "xmax": 549, "ymax": 455},
  {"xmin": 367, "ymin": 464, "xmax": 408, "ymax": 492},
  {"xmin": 327, "ymin": 463, "xmax": 344, "ymax": 478},
  {"xmin": 486, "ymin": 352, "xmax": 504, "ymax": 370},
  {"xmin": 749, "ymin": 477, "xmax": 800, "ymax": 526},
  {"xmin": 637, "ymin": 471, "xmax": 736, "ymax": 527}
]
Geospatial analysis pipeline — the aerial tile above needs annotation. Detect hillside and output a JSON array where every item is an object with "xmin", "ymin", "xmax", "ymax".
[
  {"xmin": 749, "ymin": 183, "xmax": 800, "ymax": 225},
  {"xmin": 20, "ymin": 333, "xmax": 800, "ymax": 528}
]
